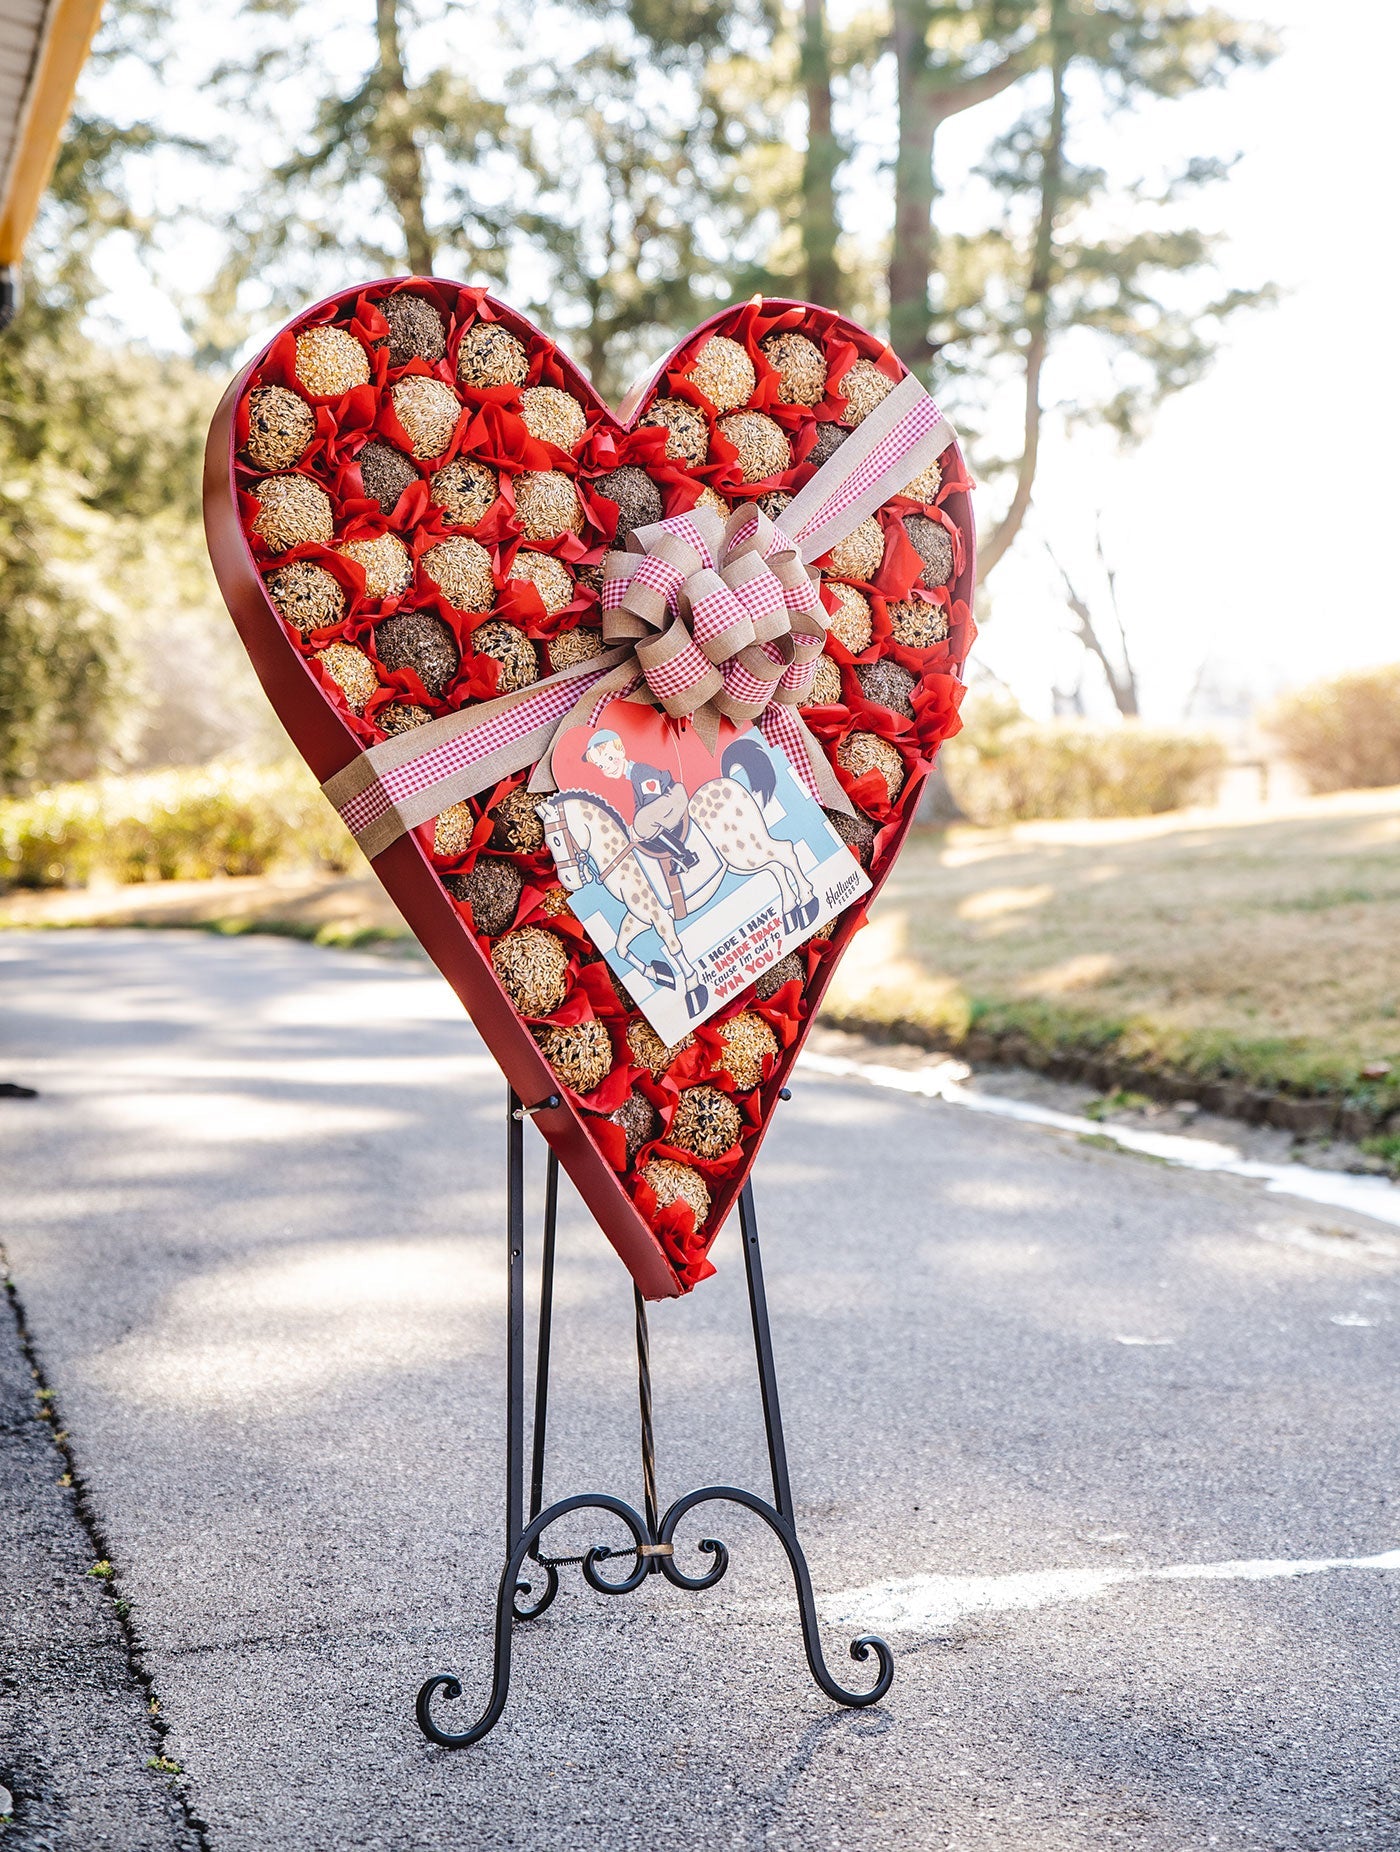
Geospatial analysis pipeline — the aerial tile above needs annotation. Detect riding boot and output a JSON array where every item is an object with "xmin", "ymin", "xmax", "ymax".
[{"xmin": 658, "ymin": 826, "xmax": 699, "ymax": 871}]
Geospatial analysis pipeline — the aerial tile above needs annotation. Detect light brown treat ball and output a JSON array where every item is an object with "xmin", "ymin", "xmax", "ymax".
[
  {"xmin": 641, "ymin": 1157, "xmax": 711, "ymax": 1226},
  {"xmin": 472, "ymin": 618, "xmax": 540, "ymax": 694},
  {"xmin": 509, "ymin": 549, "xmax": 574, "ymax": 616},
  {"xmin": 608, "ymin": 1088, "xmax": 659, "ymax": 1160},
  {"xmin": 391, "ymin": 375, "xmax": 461, "ymax": 459},
  {"xmin": 761, "ymin": 331, "xmax": 828, "ymax": 406},
  {"xmin": 422, "ymin": 536, "xmax": 495, "ymax": 612},
  {"xmin": 433, "ymin": 801, "xmax": 476, "ymax": 859},
  {"xmin": 378, "ymin": 701, "xmax": 432, "ymax": 737},
  {"xmin": 639, "ymin": 396, "xmax": 709, "ymax": 466},
  {"xmin": 444, "ymin": 856, "xmax": 522, "ymax": 935},
  {"xmin": 249, "ymin": 475, "xmax": 333, "ymax": 552},
  {"xmin": 491, "ymin": 785, "xmax": 545, "ymax": 853},
  {"xmin": 533, "ymin": 1019, "xmax": 614, "ymax": 1094},
  {"xmin": 456, "ymin": 320, "xmax": 528, "ymax": 389},
  {"xmin": 809, "ymin": 422, "xmax": 849, "ymax": 468},
  {"xmin": 887, "ymin": 598, "xmax": 950, "ymax": 649},
  {"xmin": 295, "ymin": 325, "xmax": 370, "ymax": 398},
  {"xmin": 315, "ymin": 642, "xmax": 378, "ymax": 712},
  {"xmin": 691, "ymin": 485, "xmax": 731, "ymax": 517},
  {"xmin": 825, "ymin": 806, "xmax": 878, "ymax": 865},
  {"xmin": 717, "ymin": 411, "xmax": 791, "ymax": 484},
  {"xmin": 840, "ymin": 357, "xmax": 896, "ymax": 425},
  {"xmin": 757, "ymin": 489, "xmax": 794, "ymax": 522},
  {"xmin": 626, "ymin": 1019, "xmax": 694, "ymax": 1079},
  {"xmin": 856, "ymin": 659, "xmax": 917, "ymax": 720},
  {"xmin": 492, "ymin": 926, "xmax": 570, "ymax": 1017},
  {"xmin": 903, "ymin": 512, "xmax": 955, "ymax": 589},
  {"xmin": 806, "ymin": 655, "xmax": 843, "ymax": 706},
  {"xmin": 358, "ymin": 440, "xmax": 418, "ymax": 516},
  {"xmin": 715, "ymin": 1011, "xmax": 780, "ymax": 1090},
  {"xmin": 574, "ymin": 561, "xmax": 604, "ymax": 597},
  {"xmin": 513, "ymin": 470, "xmax": 583, "ymax": 541},
  {"xmin": 245, "ymin": 385, "xmax": 315, "ymax": 470},
  {"xmin": 823, "ymin": 582, "xmax": 873, "ymax": 654},
  {"xmin": 902, "ymin": 457, "xmax": 943, "ymax": 502},
  {"xmin": 266, "ymin": 561, "xmax": 345, "ymax": 633},
  {"xmin": 383, "ymin": 293, "xmax": 447, "ymax": 367},
  {"xmin": 669, "ymin": 1084, "xmax": 742, "ymax": 1159},
  {"xmin": 837, "ymin": 729, "xmax": 906, "ymax": 803},
  {"xmin": 375, "ymin": 609, "xmax": 460, "ymax": 698},
  {"xmin": 337, "ymin": 532, "xmax": 413, "ymax": 601},
  {"xmin": 520, "ymin": 386, "xmax": 587, "ymax": 452},
  {"xmin": 595, "ymin": 465, "xmax": 663, "ymax": 536},
  {"xmin": 539, "ymin": 884, "xmax": 572, "ymax": 918},
  {"xmin": 826, "ymin": 516, "xmax": 885, "ymax": 584},
  {"xmin": 755, "ymin": 951, "xmax": 805, "ymax": 1000},
  {"xmin": 548, "ymin": 626, "xmax": 606, "ymax": 671},
  {"xmin": 430, "ymin": 458, "xmax": 498, "ymax": 529},
  {"xmin": 688, "ymin": 334, "xmax": 756, "ymax": 412}
]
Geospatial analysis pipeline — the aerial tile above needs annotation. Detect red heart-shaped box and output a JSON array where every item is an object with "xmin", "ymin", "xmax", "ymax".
[{"xmin": 203, "ymin": 281, "xmax": 975, "ymax": 1299}]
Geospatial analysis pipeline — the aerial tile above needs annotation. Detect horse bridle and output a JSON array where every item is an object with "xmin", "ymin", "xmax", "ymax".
[{"xmin": 548, "ymin": 800, "xmax": 635, "ymax": 889}]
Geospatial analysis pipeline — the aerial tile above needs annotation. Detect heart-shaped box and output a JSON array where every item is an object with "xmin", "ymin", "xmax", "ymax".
[{"xmin": 203, "ymin": 281, "xmax": 975, "ymax": 1299}]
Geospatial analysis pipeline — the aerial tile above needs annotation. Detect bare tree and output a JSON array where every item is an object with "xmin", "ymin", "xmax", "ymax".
[{"xmin": 1045, "ymin": 526, "xmax": 1139, "ymax": 718}]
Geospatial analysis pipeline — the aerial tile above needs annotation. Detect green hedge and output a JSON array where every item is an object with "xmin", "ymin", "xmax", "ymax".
[
  {"xmin": 1267, "ymin": 664, "xmax": 1400, "ymax": 794},
  {"xmin": 0, "ymin": 762, "xmax": 360, "ymax": 888}
]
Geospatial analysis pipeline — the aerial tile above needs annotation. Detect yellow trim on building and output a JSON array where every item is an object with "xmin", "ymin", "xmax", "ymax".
[{"xmin": 0, "ymin": 0, "xmax": 106, "ymax": 266}]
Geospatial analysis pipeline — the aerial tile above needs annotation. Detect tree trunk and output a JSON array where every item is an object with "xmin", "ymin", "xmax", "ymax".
[
  {"xmin": 889, "ymin": 0, "xmax": 936, "ymax": 375},
  {"xmin": 374, "ymin": 0, "xmax": 434, "ymax": 277},
  {"xmin": 800, "ymin": 0, "xmax": 842, "ymax": 309}
]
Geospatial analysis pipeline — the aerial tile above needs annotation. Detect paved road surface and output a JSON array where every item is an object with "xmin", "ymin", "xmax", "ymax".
[{"xmin": 1, "ymin": 930, "xmax": 1397, "ymax": 1851}]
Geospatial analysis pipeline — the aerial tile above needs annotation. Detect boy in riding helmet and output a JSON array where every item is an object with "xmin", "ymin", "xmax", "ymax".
[{"xmin": 583, "ymin": 728, "xmax": 699, "ymax": 872}]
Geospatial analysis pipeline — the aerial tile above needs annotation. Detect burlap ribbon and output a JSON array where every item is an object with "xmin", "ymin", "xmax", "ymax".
[{"xmin": 324, "ymin": 370, "xmax": 956, "ymax": 859}]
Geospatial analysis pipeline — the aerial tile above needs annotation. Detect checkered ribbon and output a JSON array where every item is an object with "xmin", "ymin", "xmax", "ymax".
[{"xmin": 322, "ymin": 370, "xmax": 955, "ymax": 858}]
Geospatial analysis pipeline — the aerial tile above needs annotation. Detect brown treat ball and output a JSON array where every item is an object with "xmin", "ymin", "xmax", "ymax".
[
  {"xmin": 378, "ymin": 701, "xmax": 432, "ymax": 737},
  {"xmin": 808, "ymin": 422, "xmax": 849, "ymax": 469},
  {"xmin": 716, "ymin": 1011, "xmax": 779, "ymax": 1090},
  {"xmin": 520, "ymin": 386, "xmax": 587, "ymax": 452},
  {"xmin": 639, "ymin": 396, "xmax": 709, "ymax": 466},
  {"xmin": 445, "ymin": 856, "xmax": 523, "ymax": 936},
  {"xmin": 513, "ymin": 470, "xmax": 584, "ymax": 542},
  {"xmin": 430, "ymin": 458, "xmax": 498, "ymax": 529},
  {"xmin": 595, "ymin": 465, "xmax": 663, "ymax": 536},
  {"xmin": 337, "ymin": 532, "xmax": 413, "ymax": 601},
  {"xmin": 244, "ymin": 385, "xmax": 314, "ymax": 471},
  {"xmin": 903, "ymin": 512, "xmax": 955, "ymax": 589},
  {"xmin": 692, "ymin": 485, "xmax": 731, "ymax": 517},
  {"xmin": 391, "ymin": 375, "xmax": 461, "ymax": 459},
  {"xmin": 422, "ymin": 536, "xmax": 495, "ymax": 612},
  {"xmin": 294, "ymin": 324, "xmax": 370, "ymax": 397},
  {"xmin": 383, "ymin": 293, "xmax": 447, "ymax": 367},
  {"xmin": 840, "ymin": 357, "xmax": 896, "ymax": 425},
  {"xmin": 608, "ymin": 1088, "xmax": 659, "ymax": 1160},
  {"xmin": 717, "ymin": 411, "xmax": 791, "ymax": 484},
  {"xmin": 358, "ymin": 440, "xmax": 418, "ymax": 516},
  {"xmin": 757, "ymin": 489, "xmax": 794, "ymax": 522},
  {"xmin": 856, "ymin": 659, "xmax": 917, "ymax": 720},
  {"xmin": 492, "ymin": 926, "xmax": 569, "ymax": 1017},
  {"xmin": 755, "ymin": 952, "xmax": 805, "ymax": 1000},
  {"xmin": 574, "ymin": 561, "xmax": 604, "ymax": 595},
  {"xmin": 472, "ymin": 618, "xmax": 540, "ymax": 694},
  {"xmin": 533, "ymin": 1019, "xmax": 614, "ymax": 1094},
  {"xmin": 315, "ymin": 642, "xmax": 378, "ymax": 713},
  {"xmin": 491, "ymin": 785, "xmax": 545, "ymax": 853},
  {"xmin": 887, "ymin": 598, "xmax": 950, "ymax": 649},
  {"xmin": 374, "ymin": 609, "xmax": 460, "ymax": 698},
  {"xmin": 626, "ymin": 1019, "xmax": 694, "ymax": 1079},
  {"xmin": 806, "ymin": 655, "xmax": 843, "ymax": 706},
  {"xmin": 824, "ymin": 582, "xmax": 873, "ymax": 654},
  {"xmin": 456, "ymin": 320, "xmax": 529, "ymax": 389},
  {"xmin": 509, "ymin": 549, "xmax": 574, "ymax": 616},
  {"xmin": 837, "ymin": 729, "xmax": 906, "ymax": 803},
  {"xmin": 641, "ymin": 1158, "xmax": 711, "ymax": 1226},
  {"xmin": 669, "ymin": 1084, "xmax": 742, "ymax": 1159},
  {"xmin": 539, "ymin": 884, "xmax": 572, "ymax": 918},
  {"xmin": 825, "ymin": 806, "xmax": 878, "ymax": 865},
  {"xmin": 265, "ymin": 561, "xmax": 345, "ymax": 633},
  {"xmin": 249, "ymin": 475, "xmax": 333, "ymax": 552},
  {"xmin": 688, "ymin": 335, "xmax": 756, "ymax": 412},
  {"xmin": 548, "ymin": 626, "xmax": 605, "ymax": 672},
  {"xmin": 826, "ymin": 517, "xmax": 885, "ymax": 584},
  {"xmin": 433, "ymin": 802, "xmax": 476, "ymax": 859},
  {"xmin": 761, "ymin": 331, "xmax": 828, "ymax": 406},
  {"xmin": 902, "ymin": 457, "xmax": 943, "ymax": 502}
]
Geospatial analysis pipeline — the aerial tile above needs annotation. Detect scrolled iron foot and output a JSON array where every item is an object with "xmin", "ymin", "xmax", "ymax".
[
  {"xmin": 511, "ymin": 1557, "xmax": 560, "ymax": 1621},
  {"xmin": 658, "ymin": 1485, "xmax": 894, "ymax": 1709}
]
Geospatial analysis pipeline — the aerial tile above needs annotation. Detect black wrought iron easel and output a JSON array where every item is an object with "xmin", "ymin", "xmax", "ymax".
[{"xmin": 415, "ymin": 1087, "xmax": 893, "ymax": 1747}]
